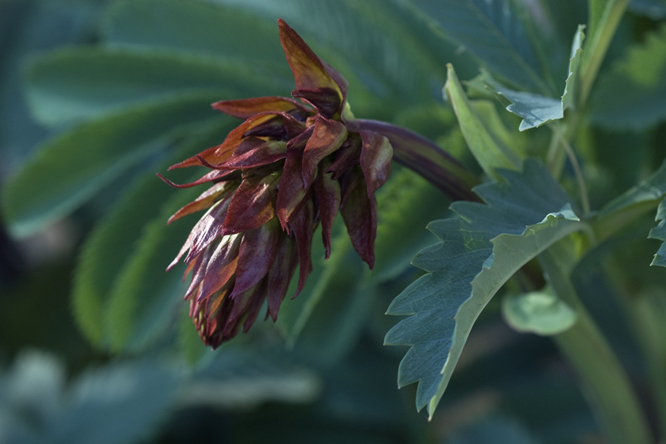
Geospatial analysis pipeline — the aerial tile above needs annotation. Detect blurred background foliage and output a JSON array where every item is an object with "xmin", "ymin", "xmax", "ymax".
[{"xmin": 0, "ymin": 0, "xmax": 665, "ymax": 442}]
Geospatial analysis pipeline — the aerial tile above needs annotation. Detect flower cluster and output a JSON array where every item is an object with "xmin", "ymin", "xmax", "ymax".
[{"xmin": 160, "ymin": 19, "xmax": 392, "ymax": 348}]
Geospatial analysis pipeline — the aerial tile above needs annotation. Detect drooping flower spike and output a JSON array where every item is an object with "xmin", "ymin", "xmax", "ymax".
[{"xmin": 160, "ymin": 19, "xmax": 395, "ymax": 348}]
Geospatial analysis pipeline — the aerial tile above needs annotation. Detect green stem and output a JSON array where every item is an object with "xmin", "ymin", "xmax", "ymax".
[
  {"xmin": 560, "ymin": 137, "xmax": 590, "ymax": 215},
  {"xmin": 579, "ymin": 0, "xmax": 631, "ymax": 106},
  {"xmin": 554, "ymin": 313, "xmax": 652, "ymax": 444},
  {"xmin": 631, "ymin": 291, "xmax": 666, "ymax": 440},
  {"xmin": 593, "ymin": 199, "xmax": 660, "ymax": 243},
  {"xmin": 546, "ymin": 127, "xmax": 565, "ymax": 178},
  {"xmin": 540, "ymin": 246, "xmax": 652, "ymax": 444}
]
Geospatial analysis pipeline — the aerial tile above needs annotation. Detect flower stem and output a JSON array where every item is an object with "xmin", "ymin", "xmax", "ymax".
[
  {"xmin": 540, "ymin": 245, "xmax": 653, "ymax": 444},
  {"xmin": 357, "ymin": 119, "xmax": 480, "ymax": 202}
]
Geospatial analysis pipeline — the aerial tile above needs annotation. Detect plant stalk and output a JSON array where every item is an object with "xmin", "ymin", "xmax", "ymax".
[
  {"xmin": 357, "ymin": 119, "xmax": 481, "ymax": 202},
  {"xmin": 579, "ymin": 0, "xmax": 631, "ymax": 106},
  {"xmin": 540, "ymin": 246, "xmax": 653, "ymax": 444},
  {"xmin": 554, "ymin": 311, "xmax": 653, "ymax": 444}
]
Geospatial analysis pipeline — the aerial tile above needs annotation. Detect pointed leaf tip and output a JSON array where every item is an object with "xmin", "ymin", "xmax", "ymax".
[{"xmin": 277, "ymin": 19, "xmax": 341, "ymax": 99}]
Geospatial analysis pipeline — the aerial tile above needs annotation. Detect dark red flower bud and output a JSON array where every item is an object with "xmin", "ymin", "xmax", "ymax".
[{"xmin": 160, "ymin": 18, "xmax": 476, "ymax": 348}]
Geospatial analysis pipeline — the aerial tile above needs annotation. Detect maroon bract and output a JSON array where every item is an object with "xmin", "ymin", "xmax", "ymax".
[{"xmin": 160, "ymin": 19, "xmax": 392, "ymax": 348}]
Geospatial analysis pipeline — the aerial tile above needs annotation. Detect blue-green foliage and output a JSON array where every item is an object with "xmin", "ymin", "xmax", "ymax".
[{"xmin": 385, "ymin": 160, "xmax": 584, "ymax": 416}]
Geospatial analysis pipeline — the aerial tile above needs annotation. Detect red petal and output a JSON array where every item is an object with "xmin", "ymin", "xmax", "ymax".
[
  {"xmin": 168, "ymin": 237, "xmax": 191, "ymax": 272},
  {"xmin": 212, "ymin": 96, "xmax": 310, "ymax": 119},
  {"xmin": 182, "ymin": 254, "xmax": 200, "ymax": 280},
  {"xmin": 340, "ymin": 169, "xmax": 377, "ymax": 268},
  {"xmin": 313, "ymin": 160, "xmax": 341, "ymax": 259},
  {"xmin": 230, "ymin": 218, "xmax": 280, "ymax": 297},
  {"xmin": 292, "ymin": 87, "xmax": 340, "ymax": 118},
  {"xmin": 321, "ymin": 59, "xmax": 349, "ymax": 106},
  {"xmin": 168, "ymin": 182, "xmax": 231, "ymax": 224},
  {"xmin": 278, "ymin": 19, "xmax": 342, "ymax": 99},
  {"xmin": 167, "ymin": 194, "xmax": 232, "ymax": 270},
  {"xmin": 301, "ymin": 116, "xmax": 347, "ymax": 189},
  {"xmin": 197, "ymin": 233, "xmax": 242, "ymax": 302},
  {"xmin": 225, "ymin": 286, "xmax": 257, "ymax": 327},
  {"xmin": 218, "ymin": 140, "xmax": 287, "ymax": 170},
  {"xmin": 204, "ymin": 289, "xmax": 235, "ymax": 348},
  {"xmin": 222, "ymin": 172, "xmax": 279, "ymax": 235},
  {"xmin": 221, "ymin": 279, "xmax": 267, "ymax": 338},
  {"xmin": 204, "ymin": 281, "xmax": 234, "ymax": 319},
  {"xmin": 359, "ymin": 130, "xmax": 392, "ymax": 197},
  {"xmin": 289, "ymin": 197, "xmax": 315, "ymax": 297},
  {"xmin": 275, "ymin": 129, "xmax": 313, "ymax": 228},
  {"xmin": 242, "ymin": 279, "xmax": 269, "ymax": 333},
  {"xmin": 183, "ymin": 247, "xmax": 211, "ymax": 300},
  {"xmin": 326, "ymin": 133, "xmax": 362, "ymax": 179},
  {"xmin": 243, "ymin": 115, "xmax": 288, "ymax": 140},
  {"xmin": 169, "ymin": 113, "xmax": 277, "ymax": 169},
  {"xmin": 184, "ymin": 197, "xmax": 232, "ymax": 263},
  {"xmin": 240, "ymin": 112, "xmax": 306, "ymax": 140},
  {"xmin": 266, "ymin": 233, "xmax": 298, "ymax": 321},
  {"xmin": 158, "ymin": 168, "xmax": 241, "ymax": 189}
]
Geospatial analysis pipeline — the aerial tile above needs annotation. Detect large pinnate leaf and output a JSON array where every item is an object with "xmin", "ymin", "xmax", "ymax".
[
  {"xmin": 648, "ymin": 197, "xmax": 666, "ymax": 267},
  {"xmin": 482, "ymin": 25, "xmax": 585, "ymax": 131},
  {"xmin": 104, "ymin": 0, "xmax": 459, "ymax": 112},
  {"xmin": 384, "ymin": 159, "xmax": 587, "ymax": 417},
  {"xmin": 25, "ymin": 49, "xmax": 288, "ymax": 126},
  {"xmin": 405, "ymin": 0, "xmax": 550, "ymax": 94},
  {"xmin": 72, "ymin": 123, "xmax": 233, "ymax": 349},
  {"xmin": 590, "ymin": 24, "xmax": 666, "ymax": 129},
  {"xmin": 102, "ymin": 0, "xmax": 287, "ymax": 68},
  {"xmin": 597, "ymin": 156, "xmax": 666, "ymax": 267},
  {"xmin": 2, "ymin": 93, "xmax": 225, "ymax": 238}
]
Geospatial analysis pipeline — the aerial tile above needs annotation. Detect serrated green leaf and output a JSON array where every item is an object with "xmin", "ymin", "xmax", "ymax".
[
  {"xmin": 590, "ymin": 24, "xmax": 666, "ymax": 129},
  {"xmin": 444, "ymin": 65, "xmax": 522, "ymax": 177},
  {"xmin": 2, "ymin": 92, "xmax": 225, "ymax": 238},
  {"xmin": 489, "ymin": 84, "xmax": 563, "ymax": 131},
  {"xmin": 370, "ymin": 167, "xmax": 451, "ymax": 283},
  {"xmin": 596, "ymin": 157, "xmax": 666, "ymax": 240},
  {"xmin": 648, "ymin": 197, "xmax": 666, "ymax": 267},
  {"xmin": 25, "ymin": 48, "xmax": 288, "ymax": 126},
  {"xmin": 104, "ymin": 183, "xmax": 205, "ymax": 352},
  {"xmin": 384, "ymin": 159, "xmax": 587, "ymax": 417},
  {"xmin": 405, "ymin": 0, "xmax": 550, "ymax": 94},
  {"xmin": 502, "ymin": 288, "xmax": 578, "ymax": 336},
  {"xmin": 103, "ymin": 0, "xmax": 473, "ymax": 114},
  {"xmin": 480, "ymin": 25, "xmax": 585, "ymax": 131},
  {"xmin": 562, "ymin": 25, "xmax": 586, "ymax": 112},
  {"xmin": 72, "ymin": 121, "xmax": 233, "ymax": 349}
]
